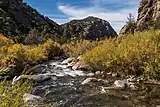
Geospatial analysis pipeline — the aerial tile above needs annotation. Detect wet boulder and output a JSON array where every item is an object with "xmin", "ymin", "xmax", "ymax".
[
  {"xmin": 12, "ymin": 73, "xmax": 55, "ymax": 84},
  {"xmin": 72, "ymin": 61, "xmax": 91, "ymax": 71}
]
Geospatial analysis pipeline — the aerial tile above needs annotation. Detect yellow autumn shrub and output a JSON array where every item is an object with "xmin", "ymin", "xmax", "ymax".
[
  {"xmin": 82, "ymin": 30, "xmax": 160, "ymax": 79},
  {"xmin": 62, "ymin": 40, "xmax": 100, "ymax": 57},
  {"xmin": 0, "ymin": 39, "xmax": 62, "ymax": 69}
]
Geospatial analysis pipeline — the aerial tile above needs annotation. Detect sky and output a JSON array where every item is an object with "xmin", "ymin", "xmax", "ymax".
[{"xmin": 23, "ymin": 0, "xmax": 140, "ymax": 33}]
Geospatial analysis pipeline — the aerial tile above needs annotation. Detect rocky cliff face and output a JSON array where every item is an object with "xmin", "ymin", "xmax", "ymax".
[
  {"xmin": 136, "ymin": 0, "xmax": 160, "ymax": 31},
  {"xmin": 120, "ymin": 0, "xmax": 160, "ymax": 34},
  {"xmin": 0, "ymin": 0, "xmax": 63, "ymax": 37},
  {"xmin": 62, "ymin": 16, "xmax": 117, "ymax": 40},
  {"xmin": 0, "ymin": 0, "xmax": 117, "ymax": 41}
]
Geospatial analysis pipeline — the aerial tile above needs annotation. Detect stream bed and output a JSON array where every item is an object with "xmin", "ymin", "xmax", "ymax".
[{"xmin": 22, "ymin": 59, "xmax": 160, "ymax": 107}]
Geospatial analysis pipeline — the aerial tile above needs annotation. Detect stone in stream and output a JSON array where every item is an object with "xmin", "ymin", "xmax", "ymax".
[
  {"xmin": 72, "ymin": 61, "xmax": 91, "ymax": 70},
  {"xmin": 114, "ymin": 80, "xmax": 127, "ymax": 89},
  {"xmin": 61, "ymin": 57, "xmax": 75, "ymax": 65},
  {"xmin": 103, "ymin": 80, "xmax": 138, "ymax": 90},
  {"xmin": 23, "ymin": 93, "xmax": 42, "ymax": 106},
  {"xmin": 87, "ymin": 73, "xmax": 95, "ymax": 77},
  {"xmin": 95, "ymin": 71, "xmax": 101, "ymax": 75},
  {"xmin": 112, "ymin": 73, "xmax": 119, "ymax": 77},
  {"xmin": 12, "ymin": 73, "xmax": 56, "ymax": 85},
  {"xmin": 81, "ymin": 78, "xmax": 97, "ymax": 85}
]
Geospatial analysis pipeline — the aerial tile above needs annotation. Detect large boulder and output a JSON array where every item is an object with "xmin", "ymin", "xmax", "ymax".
[{"xmin": 61, "ymin": 16, "xmax": 117, "ymax": 40}]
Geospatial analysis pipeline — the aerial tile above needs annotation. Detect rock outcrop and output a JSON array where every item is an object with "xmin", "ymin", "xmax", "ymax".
[
  {"xmin": 120, "ymin": 0, "xmax": 160, "ymax": 34},
  {"xmin": 136, "ymin": 0, "xmax": 160, "ymax": 31},
  {"xmin": 61, "ymin": 16, "xmax": 118, "ymax": 40},
  {"xmin": 0, "ymin": 0, "xmax": 63, "ymax": 37}
]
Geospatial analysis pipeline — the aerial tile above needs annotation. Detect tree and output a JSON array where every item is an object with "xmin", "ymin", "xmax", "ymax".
[{"xmin": 126, "ymin": 13, "xmax": 136, "ymax": 34}]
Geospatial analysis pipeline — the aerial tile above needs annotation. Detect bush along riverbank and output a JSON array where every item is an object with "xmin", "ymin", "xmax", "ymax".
[{"xmin": 81, "ymin": 30, "xmax": 160, "ymax": 80}]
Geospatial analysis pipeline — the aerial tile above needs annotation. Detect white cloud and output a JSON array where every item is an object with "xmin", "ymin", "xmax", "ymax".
[{"xmin": 57, "ymin": 0, "xmax": 140, "ymax": 33}]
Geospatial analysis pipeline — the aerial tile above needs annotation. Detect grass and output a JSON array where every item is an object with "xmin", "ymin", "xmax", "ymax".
[
  {"xmin": 0, "ymin": 81, "xmax": 32, "ymax": 107},
  {"xmin": 82, "ymin": 30, "xmax": 160, "ymax": 79}
]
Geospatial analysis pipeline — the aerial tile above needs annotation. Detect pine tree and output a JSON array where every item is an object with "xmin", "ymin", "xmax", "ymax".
[{"xmin": 126, "ymin": 13, "xmax": 136, "ymax": 34}]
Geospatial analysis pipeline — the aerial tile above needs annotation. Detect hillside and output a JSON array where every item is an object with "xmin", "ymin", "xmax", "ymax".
[{"xmin": 0, "ymin": 0, "xmax": 117, "ymax": 42}]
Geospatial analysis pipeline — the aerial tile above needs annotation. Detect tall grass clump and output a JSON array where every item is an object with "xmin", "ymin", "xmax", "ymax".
[{"xmin": 82, "ymin": 30, "xmax": 160, "ymax": 79}]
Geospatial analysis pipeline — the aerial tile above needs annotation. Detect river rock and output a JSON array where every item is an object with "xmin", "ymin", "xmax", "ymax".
[
  {"xmin": 87, "ymin": 73, "xmax": 95, "ymax": 77},
  {"xmin": 12, "ymin": 73, "xmax": 54, "ymax": 84},
  {"xmin": 72, "ymin": 61, "xmax": 91, "ymax": 70},
  {"xmin": 114, "ymin": 80, "xmax": 127, "ymax": 89},
  {"xmin": 112, "ymin": 73, "xmax": 119, "ymax": 77},
  {"xmin": 113, "ymin": 80, "xmax": 138, "ymax": 90},
  {"xmin": 81, "ymin": 78, "xmax": 97, "ymax": 85},
  {"xmin": 23, "ymin": 93, "xmax": 42, "ymax": 106},
  {"xmin": 95, "ymin": 71, "xmax": 101, "ymax": 75},
  {"xmin": 61, "ymin": 57, "xmax": 75, "ymax": 65},
  {"xmin": 129, "ymin": 84, "xmax": 138, "ymax": 91}
]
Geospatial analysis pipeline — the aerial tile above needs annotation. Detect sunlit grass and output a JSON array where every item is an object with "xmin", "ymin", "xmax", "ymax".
[{"xmin": 0, "ymin": 81, "xmax": 32, "ymax": 107}]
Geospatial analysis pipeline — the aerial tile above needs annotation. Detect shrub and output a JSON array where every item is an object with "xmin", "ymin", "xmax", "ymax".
[
  {"xmin": 82, "ymin": 30, "xmax": 160, "ymax": 79},
  {"xmin": 62, "ymin": 40, "xmax": 101, "ymax": 57},
  {"xmin": 0, "ymin": 39, "xmax": 62, "ymax": 72}
]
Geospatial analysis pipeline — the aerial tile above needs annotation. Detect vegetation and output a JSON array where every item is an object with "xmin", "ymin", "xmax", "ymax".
[
  {"xmin": 0, "ymin": 29, "xmax": 160, "ymax": 106},
  {"xmin": 0, "ymin": 34, "xmax": 62, "ymax": 73},
  {"xmin": 82, "ymin": 30, "xmax": 160, "ymax": 79},
  {"xmin": 62, "ymin": 40, "xmax": 101, "ymax": 57},
  {"xmin": 0, "ymin": 81, "xmax": 32, "ymax": 107},
  {"xmin": 126, "ymin": 13, "xmax": 136, "ymax": 34}
]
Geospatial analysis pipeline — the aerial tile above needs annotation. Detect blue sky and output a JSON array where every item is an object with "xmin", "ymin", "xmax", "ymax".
[{"xmin": 23, "ymin": 0, "xmax": 140, "ymax": 32}]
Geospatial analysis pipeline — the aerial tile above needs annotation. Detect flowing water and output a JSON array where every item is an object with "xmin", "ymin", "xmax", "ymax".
[{"xmin": 30, "ymin": 59, "xmax": 160, "ymax": 107}]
